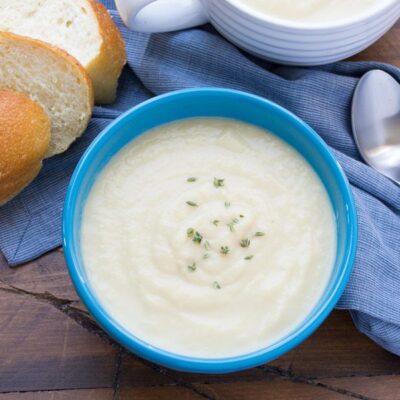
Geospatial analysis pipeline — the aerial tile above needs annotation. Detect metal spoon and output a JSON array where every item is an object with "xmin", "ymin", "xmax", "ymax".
[{"xmin": 352, "ymin": 69, "xmax": 400, "ymax": 185}]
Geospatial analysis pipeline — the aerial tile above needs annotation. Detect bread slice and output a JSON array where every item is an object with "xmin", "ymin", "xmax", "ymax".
[
  {"xmin": 0, "ymin": 89, "xmax": 50, "ymax": 206},
  {"xmin": 0, "ymin": 32, "xmax": 94, "ymax": 157},
  {"xmin": 0, "ymin": 0, "xmax": 126, "ymax": 104}
]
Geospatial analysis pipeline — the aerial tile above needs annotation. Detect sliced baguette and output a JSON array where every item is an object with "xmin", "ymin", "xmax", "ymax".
[
  {"xmin": 0, "ymin": 89, "xmax": 50, "ymax": 205},
  {"xmin": 0, "ymin": 0, "xmax": 126, "ymax": 104},
  {"xmin": 0, "ymin": 32, "xmax": 94, "ymax": 157}
]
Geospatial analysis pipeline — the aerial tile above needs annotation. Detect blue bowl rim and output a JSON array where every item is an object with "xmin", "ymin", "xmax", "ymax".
[{"xmin": 63, "ymin": 87, "xmax": 358, "ymax": 374}]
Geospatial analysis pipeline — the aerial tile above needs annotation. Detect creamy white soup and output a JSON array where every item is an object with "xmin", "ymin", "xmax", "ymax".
[
  {"xmin": 82, "ymin": 119, "xmax": 336, "ymax": 358},
  {"xmin": 236, "ymin": 0, "xmax": 386, "ymax": 24}
]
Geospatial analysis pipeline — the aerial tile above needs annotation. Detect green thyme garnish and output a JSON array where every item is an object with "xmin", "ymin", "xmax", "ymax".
[
  {"xmin": 186, "ymin": 201, "xmax": 198, "ymax": 207},
  {"xmin": 204, "ymin": 240, "xmax": 211, "ymax": 251},
  {"xmin": 225, "ymin": 201, "xmax": 231, "ymax": 208},
  {"xmin": 187, "ymin": 177, "xmax": 198, "ymax": 182},
  {"xmin": 66, "ymin": 20, "xmax": 72, "ymax": 27},
  {"xmin": 240, "ymin": 215, "xmax": 245, "ymax": 218},
  {"xmin": 214, "ymin": 177, "xmax": 225, "ymax": 188},
  {"xmin": 240, "ymin": 239, "xmax": 251, "ymax": 248},
  {"xmin": 244, "ymin": 255, "xmax": 254, "ymax": 261},
  {"xmin": 255, "ymin": 232, "xmax": 265, "ymax": 237},
  {"xmin": 187, "ymin": 228, "xmax": 194, "ymax": 238},
  {"xmin": 203, "ymin": 253, "xmax": 210, "ymax": 260},
  {"xmin": 193, "ymin": 231, "xmax": 203, "ymax": 244},
  {"xmin": 187, "ymin": 262, "xmax": 197, "ymax": 272},
  {"xmin": 220, "ymin": 246, "xmax": 230, "ymax": 255},
  {"xmin": 212, "ymin": 220, "xmax": 220, "ymax": 226},
  {"xmin": 213, "ymin": 281, "xmax": 221, "ymax": 289},
  {"xmin": 227, "ymin": 218, "xmax": 239, "ymax": 232}
]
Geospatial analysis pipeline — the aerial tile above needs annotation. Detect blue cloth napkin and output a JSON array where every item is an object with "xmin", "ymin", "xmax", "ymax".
[{"xmin": 1, "ymin": 0, "xmax": 399, "ymax": 356}]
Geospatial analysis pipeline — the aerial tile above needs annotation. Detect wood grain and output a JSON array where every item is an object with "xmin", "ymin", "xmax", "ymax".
[
  {"xmin": 321, "ymin": 376, "xmax": 400, "ymax": 400},
  {"xmin": 119, "ymin": 387, "xmax": 205, "ymax": 400},
  {"xmin": 288, "ymin": 311, "xmax": 400, "ymax": 378},
  {"xmin": 0, "ymin": 17, "xmax": 399, "ymax": 400},
  {"xmin": 193, "ymin": 381, "xmax": 350, "ymax": 400},
  {"xmin": 0, "ymin": 390, "xmax": 113, "ymax": 400},
  {"xmin": 0, "ymin": 289, "xmax": 117, "ymax": 392},
  {"xmin": 0, "ymin": 249, "xmax": 78, "ymax": 301}
]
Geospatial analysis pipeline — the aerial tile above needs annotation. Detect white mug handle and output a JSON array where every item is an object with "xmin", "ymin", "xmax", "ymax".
[{"xmin": 115, "ymin": 0, "xmax": 208, "ymax": 33}]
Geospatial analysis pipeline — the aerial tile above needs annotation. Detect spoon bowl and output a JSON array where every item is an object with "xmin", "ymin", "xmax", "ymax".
[{"xmin": 352, "ymin": 69, "xmax": 400, "ymax": 184}]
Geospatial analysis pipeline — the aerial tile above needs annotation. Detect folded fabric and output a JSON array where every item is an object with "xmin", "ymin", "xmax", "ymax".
[{"xmin": 0, "ymin": 0, "xmax": 399, "ymax": 356}]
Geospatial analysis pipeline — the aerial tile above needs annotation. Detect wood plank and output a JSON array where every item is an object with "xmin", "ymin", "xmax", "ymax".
[
  {"xmin": 119, "ymin": 386, "xmax": 207, "ymax": 400},
  {"xmin": 0, "ymin": 290, "xmax": 117, "ymax": 393},
  {"xmin": 0, "ymin": 250, "xmax": 77, "ymax": 301},
  {"xmin": 118, "ymin": 311, "xmax": 399, "ymax": 388},
  {"xmin": 0, "ymin": 389, "xmax": 113, "ymax": 400},
  {"xmin": 119, "ymin": 354, "xmax": 173, "ymax": 388},
  {"xmin": 119, "ymin": 352, "xmax": 275, "ymax": 391},
  {"xmin": 289, "ymin": 311, "xmax": 400, "ymax": 378},
  {"xmin": 320, "ymin": 376, "xmax": 400, "ymax": 400},
  {"xmin": 193, "ymin": 381, "xmax": 349, "ymax": 400},
  {"xmin": 0, "ymin": 250, "xmax": 88, "ymax": 314}
]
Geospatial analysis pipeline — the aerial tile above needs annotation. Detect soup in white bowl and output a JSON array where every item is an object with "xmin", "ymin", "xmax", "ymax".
[
  {"xmin": 115, "ymin": 0, "xmax": 400, "ymax": 65},
  {"xmin": 238, "ymin": 0, "xmax": 387, "ymax": 24},
  {"xmin": 81, "ymin": 118, "xmax": 336, "ymax": 358}
]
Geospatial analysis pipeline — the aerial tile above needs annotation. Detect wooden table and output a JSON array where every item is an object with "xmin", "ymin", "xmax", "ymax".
[{"xmin": 1, "ymin": 23, "xmax": 400, "ymax": 400}]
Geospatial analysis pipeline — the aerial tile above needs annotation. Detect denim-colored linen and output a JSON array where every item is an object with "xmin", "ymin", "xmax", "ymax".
[{"xmin": 0, "ymin": 0, "xmax": 399, "ymax": 356}]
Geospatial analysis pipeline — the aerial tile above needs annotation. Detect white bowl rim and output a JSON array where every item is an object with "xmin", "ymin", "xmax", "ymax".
[{"xmin": 224, "ymin": 0, "xmax": 399, "ymax": 31}]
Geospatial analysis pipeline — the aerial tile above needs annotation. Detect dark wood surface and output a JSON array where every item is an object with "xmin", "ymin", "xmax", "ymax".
[{"xmin": 1, "ymin": 21, "xmax": 400, "ymax": 400}]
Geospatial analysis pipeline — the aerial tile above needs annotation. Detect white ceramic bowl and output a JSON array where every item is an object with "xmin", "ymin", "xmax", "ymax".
[{"xmin": 115, "ymin": 0, "xmax": 400, "ymax": 66}]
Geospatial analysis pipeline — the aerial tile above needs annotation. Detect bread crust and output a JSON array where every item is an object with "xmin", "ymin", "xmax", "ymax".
[
  {"xmin": 0, "ymin": 31, "xmax": 94, "ymax": 157},
  {"xmin": 87, "ymin": 0, "xmax": 127, "ymax": 104},
  {"xmin": 0, "ymin": 89, "xmax": 51, "ymax": 205}
]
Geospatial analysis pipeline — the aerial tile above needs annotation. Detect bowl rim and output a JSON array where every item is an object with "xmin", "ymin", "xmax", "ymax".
[
  {"xmin": 63, "ymin": 88, "xmax": 358, "ymax": 373},
  {"xmin": 224, "ymin": 0, "xmax": 398, "ymax": 31}
]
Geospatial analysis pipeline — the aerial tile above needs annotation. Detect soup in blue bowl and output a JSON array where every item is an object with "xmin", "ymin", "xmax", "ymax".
[{"xmin": 63, "ymin": 88, "xmax": 357, "ymax": 373}]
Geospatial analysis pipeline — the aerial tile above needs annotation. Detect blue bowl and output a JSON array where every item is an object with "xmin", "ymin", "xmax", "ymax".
[{"xmin": 63, "ymin": 88, "xmax": 358, "ymax": 374}]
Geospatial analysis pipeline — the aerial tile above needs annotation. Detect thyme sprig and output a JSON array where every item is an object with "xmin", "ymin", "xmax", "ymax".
[
  {"xmin": 227, "ymin": 218, "xmax": 239, "ymax": 232},
  {"xmin": 220, "ymin": 246, "xmax": 230, "ymax": 255},
  {"xmin": 240, "ymin": 239, "xmax": 251, "ymax": 248},
  {"xmin": 213, "ymin": 177, "xmax": 225, "ymax": 188},
  {"xmin": 187, "ymin": 228, "xmax": 194, "ymax": 238},
  {"xmin": 193, "ymin": 231, "xmax": 203, "ymax": 244},
  {"xmin": 187, "ymin": 262, "xmax": 197, "ymax": 272},
  {"xmin": 213, "ymin": 281, "xmax": 221, "ymax": 289}
]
